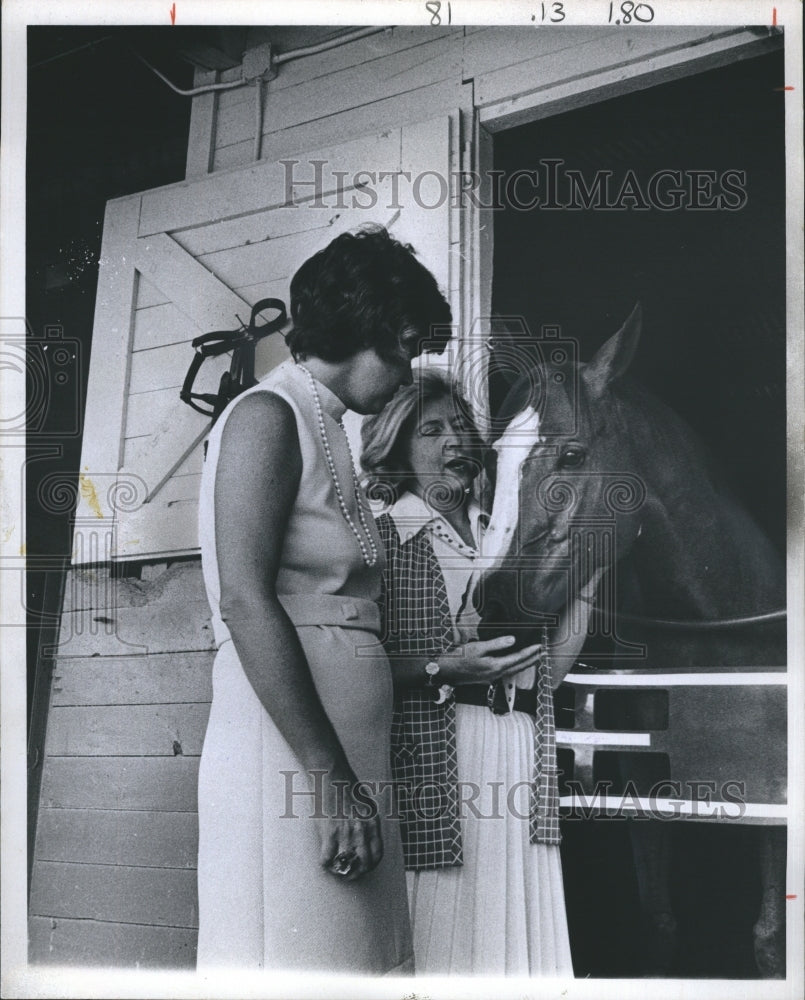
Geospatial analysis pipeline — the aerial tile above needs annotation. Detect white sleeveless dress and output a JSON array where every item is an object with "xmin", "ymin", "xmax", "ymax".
[{"xmin": 196, "ymin": 360, "xmax": 413, "ymax": 974}]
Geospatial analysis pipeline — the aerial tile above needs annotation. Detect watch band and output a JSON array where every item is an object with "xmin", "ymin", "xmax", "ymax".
[{"xmin": 425, "ymin": 659, "xmax": 454, "ymax": 704}]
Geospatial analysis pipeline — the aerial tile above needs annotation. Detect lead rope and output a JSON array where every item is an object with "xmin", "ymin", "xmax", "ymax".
[{"xmin": 531, "ymin": 624, "xmax": 561, "ymax": 845}]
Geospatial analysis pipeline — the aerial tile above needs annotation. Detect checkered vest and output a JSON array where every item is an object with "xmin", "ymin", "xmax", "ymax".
[{"xmin": 377, "ymin": 512, "xmax": 561, "ymax": 870}]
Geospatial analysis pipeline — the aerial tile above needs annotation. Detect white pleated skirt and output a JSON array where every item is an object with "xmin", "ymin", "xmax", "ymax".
[{"xmin": 406, "ymin": 703, "xmax": 573, "ymax": 976}]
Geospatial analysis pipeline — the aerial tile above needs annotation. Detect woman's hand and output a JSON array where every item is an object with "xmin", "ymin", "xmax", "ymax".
[
  {"xmin": 317, "ymin": 772, "xmax": 384, "ymax": 882},
  {"xmin": 437, "ymin": 635, "xmax": 543, "ymax": 686}
]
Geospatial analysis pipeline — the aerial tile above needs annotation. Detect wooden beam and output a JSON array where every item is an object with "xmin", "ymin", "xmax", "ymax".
[
  {"xmin": 133, "ymin": 233, "xmax": 252, "ymax": 331},
  {"xmin": 185, "ymin": 68, "xmax": 219, "ymax": 179},
  {"xmin": 76, "ymin": 196, "xmax": 141, "ymax": 523},
  {"xmin": 40, "ymin": 757, "xmax": 200, "ymax": 812},
  {"xmin": 52, "ymin": 651, "xmax": 213, "ymax": 706},
  {"xmin": 29, "ymin": 915, "xmax": 196, "ymax": 968},
  {"xmin": 45, "ymin": 703, "xmax": 211, "ymax": 757},
  {"xmin": 29, "ymin": 861, "xmax": 199, "ymax": 928},
  {"xmin": 479, "ymin": 29, "xmax": 782, "ymax": 131},
  {"xmin": 139, "ymin": 128, "xmax": 401, "ymax": 236},
  {"xmin": 35, "ymin": 809, "xmax": 199, "ymax": 869}
]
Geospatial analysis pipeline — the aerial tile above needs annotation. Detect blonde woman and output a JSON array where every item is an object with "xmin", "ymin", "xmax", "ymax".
[{"xmin": 361, "ymin": 370, "xmax": 601, "ymax": 975}]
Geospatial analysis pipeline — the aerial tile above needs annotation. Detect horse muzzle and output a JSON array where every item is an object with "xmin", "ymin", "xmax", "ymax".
[{"xmin": 472, "ymin": 567, "xmax": 566, "ymax": 651}]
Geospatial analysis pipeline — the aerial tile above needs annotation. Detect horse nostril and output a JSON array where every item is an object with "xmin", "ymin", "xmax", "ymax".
[
  {"xmin": 476, "ymin": 598, "xmax": 511, "ymax": 642},
  {"xmin": 480, "ymin": 599, "xmax": 506, "ymax": 623}
]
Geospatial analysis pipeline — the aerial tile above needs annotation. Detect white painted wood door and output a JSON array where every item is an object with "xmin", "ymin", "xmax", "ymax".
[{"xmin": 75, "ymin": 115, "xmax": 458, "ymax": 563}]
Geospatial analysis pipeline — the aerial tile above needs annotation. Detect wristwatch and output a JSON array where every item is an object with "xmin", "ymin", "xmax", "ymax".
[{"xmin": 425, "ymin": 659, "xmax": 454, "ymax": 705}]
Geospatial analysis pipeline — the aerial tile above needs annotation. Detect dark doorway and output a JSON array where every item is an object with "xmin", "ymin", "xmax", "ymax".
[
  {"xmin": 492, "ymin": 49, "xmax": 786, "ymax": 551},
  {"xmin": 491, "ymin": 49, "xmax": 786, "ymax": 978}
]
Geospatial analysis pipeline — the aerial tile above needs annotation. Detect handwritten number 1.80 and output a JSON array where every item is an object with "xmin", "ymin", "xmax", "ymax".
[
  {"xmin": 426, "ymin": 1, "xmax": 451, "ymax": 25},
  {"xmin": 608, "ymin": 1, "xmax": 655, "ymax": 22}
]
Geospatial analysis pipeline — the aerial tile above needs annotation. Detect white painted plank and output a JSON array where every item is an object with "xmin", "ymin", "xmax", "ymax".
[
  {"xmin": 125, "ymin": 386, "xmax": 196, "ymax": 444},
  {"xmin": 40, "ymin": 757, "xmax": 200, "ymax": 811},
  {"xmin": 216, "ymin": 33, "xmax": 463, "ymax": 149},
  {"xmin": 213, "ymin": 78, "xmax": 464, "ymax": 174},
  {"xmin": 76, "ymin": 197, "xmax": 141, "ymax": 527},
  {"xmin": 173, "ymin": 202, "xmax": 380, "ymax": 258},
  {"xmin": 218, "ymin": 26, "xmax": 454, "ymax": 113},
  {"xmin": 121, "ymin": 340, "xmax": 287, "ymax": 503},
  {"xmin": 134, "ymin": 233, "xmax": 251, "ymax": 332},
  {"xmin": 185, "ymin": 68, "xmax": 219, "ymax": 179},
  {"xmin": 462, "ymin": 26, "xmax": 612, "ymax": 81},
  {"xmin": 139, "ymin": 129, "xmax": 401, "ymax": 236},
  {"xmin": 231, "ymin": 277, "xmax": 291, "ymax": 304},
  {"xmin": 475, "ymin": 26, "xmax": 746, "ymax": 109},
  {"xmin": 132, "ymin": 301, "xmax": 202, "ymax": 353},
  {"xmin": 57, "ymin": 598, "xmax": 214, "ymax": 657},
  {"xmin": 113, "ymin": 503, "xmax": 203, "ymax": 562},
  {"xmin": 135, "ymin": 275, "xmax": 170, "ymax": 310},
  {"xmin": 52, "ymin": 651, "xmax": 212, "ymax": 706},
  {"xmin": 480, "ymin": 29, "xmax": 783, "ymax": 131},
  {"xmin": 115, "ymin": 471, "xmax": 201, "ymax": 510},
  {"xmin": 195, "ymin": 210, "xmax": 403, "ymax": 291},
  {"xmin": 29, "ymin": 861, "xmax": 199, "ymax": 928},
  {"xmin": 394, "ymin": 116, "xmax": 452, "ymax": 298},
  {"xmin": 128, "ymin": 341, "xmax": 226, "ymax": 396},
  {"xmin": 45, "ymin": 703, "xmax": 210, "ymax": 757},
  {"xmin": 29, "ymin": 915, "xmax": 196, "ymax": 968},
  {"xmin": 61, "ymin": 560, "xmax": 206, "ymax": 614},
  {"xmin": 35, "ymin": 809, "xmax": 199, "ymax": 868},
  {"xmin": 174, "ymin": 445, "xmax": 205, "ymax": 478}
]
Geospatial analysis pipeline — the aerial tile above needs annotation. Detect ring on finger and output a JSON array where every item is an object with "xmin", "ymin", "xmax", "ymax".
[{"xmin": 331, "ymin": 849, "xmax": 359, "ymax": 877}]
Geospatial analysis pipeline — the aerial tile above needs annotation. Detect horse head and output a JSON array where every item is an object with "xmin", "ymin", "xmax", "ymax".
[{"xmin": 474, "ymin": 304, "xmax": 650, "ymax": 641}]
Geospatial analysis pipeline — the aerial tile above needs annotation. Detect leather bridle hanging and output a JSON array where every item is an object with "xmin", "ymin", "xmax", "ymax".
[{"xmin": 180, "ymin": 298, "xmax": 287, "ymax": 424}]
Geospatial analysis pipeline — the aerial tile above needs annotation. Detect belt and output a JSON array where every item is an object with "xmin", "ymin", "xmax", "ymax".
[
  {"xmin": 211, "ymin": 594, "xmax": 381, "ymax": 647},
  {"xmin": 453, "ymin": 683, "xmax": 538, "ymax": 715}
]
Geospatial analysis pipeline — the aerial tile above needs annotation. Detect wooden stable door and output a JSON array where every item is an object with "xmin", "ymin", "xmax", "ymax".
[
  {"xmin": 75, "ymin": 115, "xmax": 456, "ymax": 564},
  {"xmin": 29, "ymin": 115, "xmax": 456, "ymax": 968}
]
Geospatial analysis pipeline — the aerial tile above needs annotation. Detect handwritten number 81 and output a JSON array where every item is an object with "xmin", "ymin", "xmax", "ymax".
[{"xmin": 426, "ymin": 1, "xmax": 451, "ymax": 25}]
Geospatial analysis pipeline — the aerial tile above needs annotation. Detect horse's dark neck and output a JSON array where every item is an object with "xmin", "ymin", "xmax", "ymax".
[{"xmin": 613, "ymin": 386, "xmax": 784, "ymax": 621}]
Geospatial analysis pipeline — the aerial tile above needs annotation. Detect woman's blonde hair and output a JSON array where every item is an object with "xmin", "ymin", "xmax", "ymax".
[{"xmin": 360, "ymin": 369, "xmax": 479, "ymax": 505}]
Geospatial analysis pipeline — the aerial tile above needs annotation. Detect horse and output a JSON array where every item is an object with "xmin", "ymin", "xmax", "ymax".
[{"xmin": 471, "ymin": 305, "xmax": 787, "ymax": 977}]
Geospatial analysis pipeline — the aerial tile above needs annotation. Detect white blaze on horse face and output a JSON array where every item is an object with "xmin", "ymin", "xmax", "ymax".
[
  {"xmin": 458, "ymin": 406, "xmax": 543, "ymax": 634},
  {"xmin": 458, "ymin": 406, "xmax": 542, "ymax": 627},
  {"xmin": 483, "ymin": 405, "xmax": 543, "ymax": 568}
]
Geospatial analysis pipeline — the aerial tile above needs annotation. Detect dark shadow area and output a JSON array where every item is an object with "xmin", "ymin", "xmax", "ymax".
[
  {"xmin": 26, "ymin": 27, "xmax": 193, "ymax": 724},
  {"xmin": 493, "ymin": 49, "xmax": 786, "ymax": 978},
  {"xmin": 26, "ymin": 27, "xmax": 194, "ymax": 882},
  {"xmin": 492, "ymin": 50, "xmax": 786, "ymax": 552}
]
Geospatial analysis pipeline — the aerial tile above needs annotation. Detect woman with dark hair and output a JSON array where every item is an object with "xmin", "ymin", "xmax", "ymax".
[
  {"xmin": 361, "ymin": 369, "xmax": 601, "ymax": 975},
  {"xmin": 196, "ymin": 227, "xmax": 451, "ymax": 972}
]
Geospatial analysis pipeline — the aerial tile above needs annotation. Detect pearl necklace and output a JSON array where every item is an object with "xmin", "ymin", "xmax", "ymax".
[{"xmin": 298, "ymin": 365, "xmax": 379, "ymax": 568}]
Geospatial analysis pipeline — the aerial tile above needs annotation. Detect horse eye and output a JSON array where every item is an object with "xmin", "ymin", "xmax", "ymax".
[{"xmin": 559, "ymin": 446, "xmax": 585, "ymax": 468}]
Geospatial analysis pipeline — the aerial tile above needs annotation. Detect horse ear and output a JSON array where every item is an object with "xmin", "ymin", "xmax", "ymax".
[{"xmin": 583, "ymin": 303, "xmax": 642, "ymax": 397}]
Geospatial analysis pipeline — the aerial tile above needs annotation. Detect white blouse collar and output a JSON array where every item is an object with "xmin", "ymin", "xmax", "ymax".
[{"xmin": 388, "ymin": 491, "xmax": 486, "ymax": 549}]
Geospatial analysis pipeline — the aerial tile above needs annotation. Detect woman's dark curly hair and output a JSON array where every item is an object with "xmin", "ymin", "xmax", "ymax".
[{"xmin": 287, "ymin": 225, "xmax": 452, "ymax": 362}]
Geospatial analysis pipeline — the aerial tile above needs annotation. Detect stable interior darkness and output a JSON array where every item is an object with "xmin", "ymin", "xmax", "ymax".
[{"xmin": 492, "ymin": 49, "xmax": 786, "ymax": 979}]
